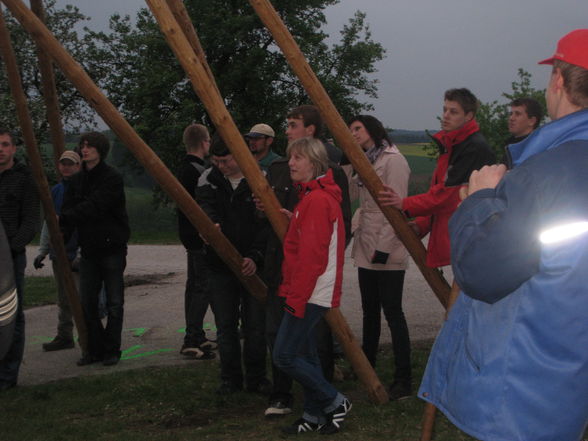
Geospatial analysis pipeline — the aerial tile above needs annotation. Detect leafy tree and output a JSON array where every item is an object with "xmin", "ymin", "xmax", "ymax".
[
  {"xmin": 477, "ymin": 68, "xmax": 546, "ymax": 159},
  {"xmin": 0, "ymin": 0, "xmax": 106, "ymax": 148},
  {"xmin": 87, "ymin": 0, "xmax": 385, "ymax": 204}
]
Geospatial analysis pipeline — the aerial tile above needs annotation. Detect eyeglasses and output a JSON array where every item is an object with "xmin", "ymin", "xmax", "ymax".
[{"xmin": 212, "ymin": 157, "xmax": 234, "ymax": 167}]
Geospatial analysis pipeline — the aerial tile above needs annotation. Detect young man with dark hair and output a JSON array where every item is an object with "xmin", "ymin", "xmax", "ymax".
[
  {"xmin": 245, "ymin": 123, "xmax": 281, "ymax": 171},
  {"xmin": 35, "ymin": 150, "xmax": 82, "ymax": 352},
  {"xmin": 60, "ymin": 132, "xmax": 130, "ymax": 367},
  {"xmin": 379, "ymin": 87, "xmax": 495, "ymax": 269},
  {"xmin": 177, "ymin": 123, "xmax": 216, "ymax": 359},
  {"xmin": 502, "ymin": 97, "xmax": 544, "ymax": 164},
  {"xmin": 196, "ymin": 136, "xmax": 269, "ymax": 395},
  {"xmin": 0, "ymin": 128, "xmax": 39, "ymax": 391},
  {"xmin": 419, "ymin": 29, "xmax": 588, "ymax": 441}
]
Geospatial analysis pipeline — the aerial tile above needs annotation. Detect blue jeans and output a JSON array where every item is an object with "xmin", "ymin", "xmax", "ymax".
[
  {"xmin": 183, "ymin": 248, "xmax": 210, "ymax": 347},
  {"xmin": 79, "ymin": 253, "xmax": 126, "ymax": 358},
  {"xmin": 208, "ymin": 269, "xmax": 266, "ymax": 388},
  {"xmin": 0, "ymin": 252, "xmax": 26, "ymax": 386},
  {"xmin": 273, "ymin": 304, "xmax": 343, "ymax": 421}
]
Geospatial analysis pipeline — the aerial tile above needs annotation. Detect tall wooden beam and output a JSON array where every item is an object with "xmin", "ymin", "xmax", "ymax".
[
  {"xmin": 0, "ymin": 0, "xmax": 267, "ymax": 301},
  {"xmin": 0, "ymin": 5, "xmax": 88, "ymax": 352},
  {"xmin": 146, "ymin": 0, "xmax": 389, "ymax": 404},
  {"xmin": 248, "ymin": 0, "xmax": 451, "ymax": 308}
]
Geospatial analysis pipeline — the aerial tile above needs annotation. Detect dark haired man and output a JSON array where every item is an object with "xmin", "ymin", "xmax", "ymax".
[
  {"xmin": 379, "ymin": 88, "xmax": 495, "ymax": 269},
  {"xmin": 60, "ymin": 132, "xmax": 130, "ymax": 367},
  {"xmin": 419, "ymin": 29, "xmax": 588, "ymax": 441},
  {"xmin": 0, "ymin": 129, "xmax": 39, "ymax": 391},
  {"xmin": 245, "ymin": 123, "xmax": 281, "ymax": 171},
  {"xmin": 196, "ymin": 137, "xmax": 269, "ymax": 395},
  {"xmin": 503, "ymin": 97, "xmax": 544, "ymax": 164},
  {"xmin": 177, "ymin": 123, "xmax": 216, "ymax": 359}
]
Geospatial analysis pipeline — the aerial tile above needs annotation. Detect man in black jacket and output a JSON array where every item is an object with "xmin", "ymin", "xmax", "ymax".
[
  {"xmin": 176, "ymin": 123, "xmax": 216, "ymax": 359},
  {"xmin": 196, "ymin": 136, "xmax": 269, "ymax": 395},
  {"xmin": 0, "ymin": 128, "xmax": 39, "ymax": 391},
  {"xmin": 60, "ymin": 132, "xmax": 130, "ymax": 367}
]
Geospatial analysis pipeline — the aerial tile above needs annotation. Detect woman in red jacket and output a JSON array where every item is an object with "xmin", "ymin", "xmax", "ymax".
[{"xmin": 273, "ymin": 137, "xmax": 351, "ymax": 435}]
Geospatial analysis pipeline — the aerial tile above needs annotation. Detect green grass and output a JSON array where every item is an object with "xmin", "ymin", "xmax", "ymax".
[
  {"xmin": 24, "ymin": 276, "xmax": 57, "ymax": 309},
  {"xmin": 0, "ymin": 343, "xmax": 476, "ymax": 441}
]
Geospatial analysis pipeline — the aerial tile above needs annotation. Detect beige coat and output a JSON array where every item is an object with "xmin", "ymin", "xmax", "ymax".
[{"xmin": 351, "ymin": 144, "xmax": 410, "ymax": 270}]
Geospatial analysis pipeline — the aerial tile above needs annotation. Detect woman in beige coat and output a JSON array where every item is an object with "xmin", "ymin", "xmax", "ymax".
[{"xmin": 348, "ymin": 115, "xmax": 412, "ymax": 401}]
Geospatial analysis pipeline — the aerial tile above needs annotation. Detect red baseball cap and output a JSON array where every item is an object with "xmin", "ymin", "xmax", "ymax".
[{"xmin": 539, "ymin": 29, "xmax": 588, "ymax": 69}]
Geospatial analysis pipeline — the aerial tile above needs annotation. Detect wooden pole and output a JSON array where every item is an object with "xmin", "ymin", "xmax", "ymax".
[
  {"xmin": 0, "ymin": 5, "xmax": 88, "ymax": 353},
  {"xmin": 29, "ymin": 0, "xmax": 66, "ymax": 173},
  {"xmin": 147, "ymin": 0, "xmax": 389, "ymax": 404},
  {"xmin": 145, "ymin": 0, "xmax": 288, "ymax": 240},
  {"xmin": 248, "ymin": 0, "xmax": 451, "ymax": 308},
  {"xmin": 0, "ymin": 0, "xmax": 267, "ymax": 301}
]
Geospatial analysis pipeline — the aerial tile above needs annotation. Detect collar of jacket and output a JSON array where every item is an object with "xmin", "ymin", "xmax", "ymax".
[
  {"xmin": 432, "ymin": 119, "xmax": 480, "ymax": 154},
  {"xmin": 509, "ymin": 108, "xmax": 588, "ymax": 168},
  {"xmin": 294, "ymin": 168, "xmax": 339, "ymax": 201}
]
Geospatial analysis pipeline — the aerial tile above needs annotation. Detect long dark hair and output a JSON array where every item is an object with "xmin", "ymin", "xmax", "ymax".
[{"xmin": 347, "ymin": 115, "xmax": 391, "ymax": 148}]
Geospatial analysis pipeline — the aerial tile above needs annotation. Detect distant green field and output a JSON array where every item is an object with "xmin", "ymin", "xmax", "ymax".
[{"xmin": 398, "ymin": 143, "xmax": 431, "ymax": 157}]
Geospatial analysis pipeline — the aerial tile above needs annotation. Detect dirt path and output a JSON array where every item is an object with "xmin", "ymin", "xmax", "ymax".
[{"xmin": 21, "ymin": 244, "xmax": 447, "ymax": 386}]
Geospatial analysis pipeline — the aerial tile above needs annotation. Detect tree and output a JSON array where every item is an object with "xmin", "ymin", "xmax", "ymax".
[
  {"xmin": 87, "ymin": 0, "xmax": 385, "ymax": 204},
  {"xmin": 477, "ymin": 68, "xmax": 546, "ymax": 159},
  {"xmin": 0, "ymin": 1, "xmax": 106, "ymax": 149}
]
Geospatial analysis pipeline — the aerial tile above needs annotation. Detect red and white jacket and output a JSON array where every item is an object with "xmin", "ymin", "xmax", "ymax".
[{"xmin": 279, "ymin": 169, "xmax": 345, "ymax": 318}]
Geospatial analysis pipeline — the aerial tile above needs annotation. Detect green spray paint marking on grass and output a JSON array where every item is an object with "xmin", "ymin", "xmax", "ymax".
[{"xmin": 121, "ymin": 345, "xmax": 173, "ymax": 360}]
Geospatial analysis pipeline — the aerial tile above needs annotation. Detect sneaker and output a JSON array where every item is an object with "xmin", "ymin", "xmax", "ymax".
[
  {"xmin": 320, "ymin": 397, "xmax": 352, "ymax": 434},
  {"xmin": 388, "ymin": 380, "xmax": 412, "ymax": 401},
  {"xmin": 265, "ymin": 400, "xmax": 292, "ymax": 418},
  {"xmin": 246, "ymin": 378, "xmax": 272, "ymax": 395},
  {"xmin": 199, "ymin": 339, "xmax": 218, "ymax": 351},
  {"xmin": 42, "ymin": 336, "xmax": 75, "ymax": 352},
  {"xmin": 180, "ymin": 344, "xmax": 215, "ymax": 360},
  {"xmin": 281, "ymin": 417, "xmax": 320, "ymax": 435},
  {"xmin": 215, "ymin": 381, "xmax": 242, "ymax": 395}
]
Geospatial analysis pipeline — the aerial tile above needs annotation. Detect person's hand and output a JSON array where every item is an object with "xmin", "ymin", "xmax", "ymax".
[
  {"xmin": 468, "ymin": 164, "xmax": 507, "ymax": 195},
  {"xmin": 33, "ymin": 254, "xmax": 45, "ymax": 269},
  {"xmin": 254, "ymin": 195, "xmax": 265, "ymax": 212},
  {"xmin": 279, "ymin": 208, "xmax": 293, "ymax": 220},
  {"xmin": 378, "ymin": 186, "xmax": 402, "ymax": 209},
  {"xmin": 242, "ymin": 257, "xmax": 257, "ymax": 276}
]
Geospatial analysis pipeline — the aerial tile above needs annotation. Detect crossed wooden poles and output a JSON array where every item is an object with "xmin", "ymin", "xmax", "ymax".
[{"xmin": 1, "ymin": 0, "xmax": 451, "ymax": 412}]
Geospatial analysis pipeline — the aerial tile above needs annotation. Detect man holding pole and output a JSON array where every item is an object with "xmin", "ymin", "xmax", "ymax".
[
  {"xmin": 0, "ymin": 128, "xmax": 39, "ymax": 391},
  {"xmin": 60, "ymin": 132, "xmax": 130, "ymax": 367},
  {"xmin": 419, "ymin": 29, "xmax": 588, "ymax": 441},
  {"xmin": 34, "ymin": 150, "xmax": 81, "ymax": 352}
]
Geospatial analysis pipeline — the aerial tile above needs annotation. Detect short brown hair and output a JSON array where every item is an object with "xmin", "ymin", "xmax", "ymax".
[
  {"xmin": 444, "ymin": 88, "xmax": 479, "ymax": 116},
  {"xmin": 553, "ymin": 60, "xmax": 588, "ymax": 108},
  {"xmin": 287, "ymin": 105, "xmax": 323, "ymax": 138},
  {"xmin": 183, "ymin": 123, "xmax": 209, "ymax": 152},
  {"xmin": 286, "ymin": 137, "xmax": 329, "ymax": 179},
  {"xmin": 511, "ymin": 97, "xmax": 544, "ymax": 129}
]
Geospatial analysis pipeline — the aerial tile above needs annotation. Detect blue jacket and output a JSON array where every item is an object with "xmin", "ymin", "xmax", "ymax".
[{"xmin": 419, "ymin": 109, "xmax": 588, "ymax": 441}]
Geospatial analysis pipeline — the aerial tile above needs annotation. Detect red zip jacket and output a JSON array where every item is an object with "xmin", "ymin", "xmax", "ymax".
[
  {"xmin": 279, "ymin": 169, "xmax": 345, "ymax": 318},
  {"xmin": 402, "ymin": 120, "xmax": 495, "ymax": 267}
]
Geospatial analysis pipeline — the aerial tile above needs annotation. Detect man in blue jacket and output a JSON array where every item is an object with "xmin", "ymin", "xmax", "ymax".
[{"xmin": 419, "ymin": 29, "xmax": 588, "ymax": 441}]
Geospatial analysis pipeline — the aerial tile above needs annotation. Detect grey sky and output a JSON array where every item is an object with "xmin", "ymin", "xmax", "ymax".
[{"xmin": 55, "ymin": 0, "xmax": 588, "ymax": 130}]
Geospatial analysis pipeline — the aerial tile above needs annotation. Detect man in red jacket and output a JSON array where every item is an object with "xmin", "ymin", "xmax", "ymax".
[{"xmin": 379, "ymin": 88, "xmax": 495, "ymax": 268}]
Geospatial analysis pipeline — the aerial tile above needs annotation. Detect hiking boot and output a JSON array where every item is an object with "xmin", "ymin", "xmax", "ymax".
[
  {"xmin": 42, "ymin": 336, "xmax": 74, "ymax": 352},
  {"xmin": 388, "ymin": 380, "xmax": 412, "ymax": 401},
  {"xmin": 265, "ymin": 400, "xmax": 293, "ymax": 418},
  {"xmin": 281, "ymin": 417, "xmax": 320, "ymax": 435},
  {"xmin": 320, "ymin": 397, "xmax": 352, "ymax": 434}
]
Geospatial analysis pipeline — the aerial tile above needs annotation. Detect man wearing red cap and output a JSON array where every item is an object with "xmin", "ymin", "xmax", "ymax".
[{"xmin": 418, "ymin": 29, "xmax": 588, "ymax": 441}]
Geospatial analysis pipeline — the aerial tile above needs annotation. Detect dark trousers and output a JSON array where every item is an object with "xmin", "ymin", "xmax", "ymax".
[
  {"xmin": 0, "ymin": 252, "xmax": 26, "ymax": 386},
  {"xmin": 79, "ymin": 253, "xmax": 126, "ymax": 358},
  {"xmin": 358, "ymin": 267, "xmax": 411, "ymax": 381},
  {"xmin": 209, "ymin": 269, "xmax": 266, "ymax": 388},
  {"xmin": 183, "ymin": 248, "xmax": 210, "ymax": 347}
]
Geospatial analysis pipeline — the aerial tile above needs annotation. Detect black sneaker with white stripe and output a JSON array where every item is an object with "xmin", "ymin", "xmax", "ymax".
[
  {"xmin": 281, "ymin": 417, "xmax": 320, "ymax": 435},
  {"xmin": 319, "ymin": 397, "xmax": 352, "ymax": 434}
]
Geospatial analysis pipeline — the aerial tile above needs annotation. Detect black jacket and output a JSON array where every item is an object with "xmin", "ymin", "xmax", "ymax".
[
  {"xmin": 177, "ymin": 154, "xmax": 207, "ymax": 250},
  {"xmin": 61, "ymin": 161, "xmax": 130, "ymax": 258},
  {"xmin": 0, "ymin": 160, "xmax": 39, "ymax": 255},
  {"xmin": 195, "ymin": 166, "xmax": 267, "ymax": 272},
  {"xmin": 262, "ymin": 158, "xmax": 352, "ymax": 290}
]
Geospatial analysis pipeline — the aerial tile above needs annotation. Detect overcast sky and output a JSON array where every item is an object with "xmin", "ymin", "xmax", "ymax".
[{"xmin": 54, "ymin": 0, "xmax": 588, "ymax": 130}]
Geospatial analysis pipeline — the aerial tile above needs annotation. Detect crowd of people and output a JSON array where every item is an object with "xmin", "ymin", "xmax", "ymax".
[{"xmin": 0, "ymin": 29, "xmax": 586, "ymax": 440}]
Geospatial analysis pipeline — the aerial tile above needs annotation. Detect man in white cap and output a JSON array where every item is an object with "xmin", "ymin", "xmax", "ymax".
[
  {"xmin": 34, "ymin": 150, "xmax": 82, "ymax": 351},
  {"xmin": 245, "ymin": 123, "xmax": 281, "ymax": 171},
  {"xmin": 418, "ymin": 29, "xmax": 588, "ymax": 441}
]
